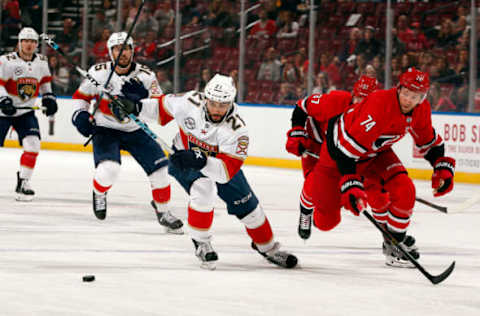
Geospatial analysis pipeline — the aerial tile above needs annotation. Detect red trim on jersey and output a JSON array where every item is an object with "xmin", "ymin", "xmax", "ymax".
[
  {"xmin": 418, "ymin": 132, "xmax": 443, "ymax": 155},
  {"xmin": 72, "ymin": 90, "xmax": 95, "ymax": 103},
  {"xmin": 97, "ymin": 98, "xmax": 113, "ymax": 115},
  {"xmin": 20, "ymin": 151, "xmax": 38, "ymax": 169},
  {"xmin": 153, "ymin": 95, "xmax": 174, "ymax": 126},
  {"xmin": 335, "ymin": 116, "xmax": 367, "ymax": 159},
  {"xmin": 179, "ymin": 128, "xmax": 189, "ymax": 149},
  {"xmin": 371, "ymin": 210, "xmax": 388, "ymax": 224},
  {"xmin": 39, "ymin": 76, "xmax": 52, "ymax": 86},
  {"xmin": 0, "ymin": 78, "xmax": 6, "ymax": 87},
  {"xmin": 188, "ymin": 206, "xmax": 214, "ymax": 230},
  {"xmin": 152, "ymin": 185, "xmax": 171, "ymax": 204},
  {"xmin": 93, "ymin": 179, "xmax": 111, "ymax": 194},
  {"xmin": 216, "ymin": 153, "xmax": 243, "ymax": 180},
  {"xmin": 246, "ymin": 218, "xmax": 273, "ymax": 245}
]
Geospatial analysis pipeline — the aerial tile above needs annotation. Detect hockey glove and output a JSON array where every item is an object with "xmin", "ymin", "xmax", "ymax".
[
  {"xmin": 109, "ymin": 97, "xmax": 142, "ymax": 122},
  {"xmin": 121, "ymin": 78, "xmax": 149, "ymax": 103},
  {"xmin": 72, "ymin": 110, "xmax": 94, "ymax": 137},
  {"xmin": 340, "ymin": 175, "xmax": 367, "ymax": 216},
  {"xmin": 432, "ymin": 156, "xmax": 455, "ymax": 197},
  {"xmin": 286, "ymin": 126, "xmax": 310, "ymax": 156},
  {"xmin": 42, "ymin": 93, "xmax": 58, "ymax": 116},
  {"xmin": 169, "ymin": 148, "xmax": 207, "ymax": 171},
  {"xmin": 0, "ymin": 96, "xmax": 16, "ymax": 116}
]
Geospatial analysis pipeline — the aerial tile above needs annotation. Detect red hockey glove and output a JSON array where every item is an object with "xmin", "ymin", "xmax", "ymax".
[
  {"xmin": 340, "ymin": 175, "xmax": 367, "ymax": 216},
  {"xmin": 286, "ymin": 126, "xmax": 310, "ymax": 156},
  {"xmin": 432, "ymin": 156, "xmax": 455, "ymax": 197}
]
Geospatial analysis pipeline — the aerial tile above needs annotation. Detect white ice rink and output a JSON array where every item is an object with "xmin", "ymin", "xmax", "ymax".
[{"xmin": 1, "ymin": 148, "xmax": 479, "ymax": 316}]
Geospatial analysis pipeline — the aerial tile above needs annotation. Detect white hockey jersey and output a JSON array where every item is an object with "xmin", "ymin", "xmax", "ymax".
[
  {"xmin": 142, "ymin": 90, "xmax": 249, "ymax": 183},
  {"xmin": 0, "ymin": 52, "xmax": 52, "ymax": 117},
  {"xmin": 72, "ymin": 61, "xmax": 162, "ymax": 132}
]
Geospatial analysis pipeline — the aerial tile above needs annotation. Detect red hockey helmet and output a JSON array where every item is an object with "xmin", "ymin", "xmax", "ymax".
[
  {"xmin": 353, "ymin": 75, "xmax": 379, "ymax": 98},
  {"xmin": 399, "ymin": 67, "xmax": 430, "ymax": 93}
]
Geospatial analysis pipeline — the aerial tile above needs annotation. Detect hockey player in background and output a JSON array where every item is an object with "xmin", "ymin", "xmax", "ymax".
[
  {"xmin": 285, "ymin": 75, "xmax": 379, "ymax": 240},
  {"xmin": 0, "ymin": 27, "xmax": 58, "ymax": 201},
  {"xmin": 71, "ymin": 31, "xmax": 183, "ymax": 234},
  {"xmin": 120, "ymin": 74, "xmax": 298, "ymax": 270},
  {"xmin": 310, "ymin": 68, "xmax": 455, "ymax": 267}
]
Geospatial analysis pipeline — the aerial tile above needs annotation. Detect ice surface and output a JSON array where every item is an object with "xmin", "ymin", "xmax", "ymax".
[{"xmin": 1, "ymin": 148, "xmax": 479, "ymax": 316}]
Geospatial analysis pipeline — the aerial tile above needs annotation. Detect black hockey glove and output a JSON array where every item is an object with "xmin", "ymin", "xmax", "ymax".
[
  {"xmin": 72, "ymin": 110, "xmax": 94, "ymax": 137},
  {"xmin": 121, "ymin": 78, "xmax": 149, "ymax": 103},
  {"xmin": 0, "ymin": 96, "xmax": 16, "ymax": 116},
  {"xmin": 109, "ymin": 96, "xmax": 142, "ymax": 122},
  {"xmin": 169, "ymin": 148, "xmax": 207, "ymax": 171},
  {"xmin": 42, "ymin": 93, "xmax": 58, "ymax": 116}
]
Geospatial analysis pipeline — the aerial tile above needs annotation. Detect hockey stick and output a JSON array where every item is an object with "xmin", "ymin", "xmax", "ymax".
[
  {"xmin": 40, "ymin": 34, "xmax": 173, "ymax": 155},
  {"xmin": 304, "ymin": 150, "xmax": 449, "ymax": 213},
  {"xmin": 16, "ymin": 106, "xmax": 43, "ymax": 110},
  {"xmin": 83, "ymin": 0, "xmax": 146, "ymax": 146},
  {"xmin": 415, "ymin": 197, "xmax": 448, "ymax": 213},
  {"xmin": 362, "ymin": 209, "xmax": 455, "ymax": 285}
]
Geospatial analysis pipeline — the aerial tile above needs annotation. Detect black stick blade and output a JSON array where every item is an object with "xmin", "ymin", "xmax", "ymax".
[{"xmin": 429, "ymin": 261, "xmax": 455, "ymax": 285}]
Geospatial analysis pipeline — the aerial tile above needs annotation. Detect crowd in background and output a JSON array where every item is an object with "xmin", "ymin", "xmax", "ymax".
[{"xmin": 1, "ymin": 0, "xmax": 479, "ymax": 111}]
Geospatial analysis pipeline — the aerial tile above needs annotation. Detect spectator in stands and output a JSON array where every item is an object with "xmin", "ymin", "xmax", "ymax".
[
  {"xmin": 355, "ymin": 26, "xmax": 380, "ymax": 62},
  {"xmin": 135, "ymin": 31, "xmax": 158, "ymax": 68},
  {"xmin": 205, "ymin": 0, "xmax": 228, "ymax": 27},
  {"xmin": 257, "ymin": 47, "xmax": 282, "ymax": 82},
  {"xmin": 136, "ymin": 11, "xmax": 160, "ymax": 35},
  {"xmin": 281, "ymin": 58, "xmax": 301, "ymax": 83},
  {"xmin": 2, "ymin": 0, "xmax": 21, "ymax": 45},
  {"xmin": 262, "ymin": 0, "xmax": 279, "ymax": 20},
  {"xmin": 430, "ymin": 56, "xmax": 458, "ymax": 85},
  {"xmin": 102, "ymin": 0, "xmax": 117, "ymax": 21},
  {"xmin": 391, "ymin": 56, "xmax": 402, "ymax": 83},
  {"xmin": 417, "ymin": 51, "xmax": 434, "ymax": 73},
  {"xmin": 432, "ymin": 19, "xmax": 458, "ymax": 49},
  {"xmin": 276, "ymin": 10, "xmax": 299, "ymax": 39},
  {"xmin": 195, "ymin": 68, "xmax": 211, "ymax": 91},
  {"xmin": 371, "ymin": 55, "xmax": 384, "ymax": 84},
  {"xmin": 294, "ymin": 85, "xmax": 306, "ymax": 99},
  {"xmin": 181, "ymin": 0, "xmax": 201, "ymax": 26},
  {"xmin": 325, "ymin": 56, "xmax": 342, "ymax": 89},
  {"xmin": 276, "ymin": 82, "xmax": 296, "ymax": 105},
  {"xmin": 155, "ymin": 0, "xmax": 175, "ymax": 32},
  {"xmin": 156, "ymin": 69, "xmax": 173, "ymax": 94},
  {"xmin": 312, "ymin": 72, "xmax": 334, "ymax": 95},
  {"xmin": 400, "ymin": 53, "xmax": 414, "ymax": 72},
  {"xmin": 57, "ymin": 18, "xmax": 78, "ymax": 46},
  {"xmin": 21, "ymin": 0, "xmax": 42, "ymax": 31},
  {"xmin": 92, "ymin": 28, "xmax": 111, "ymax": 62},
  {"xmin": 390, "ymin": 27, "xmax": 406, "ymax": 58},
  {"xmin": 354, "ymin": 53, "xmax": 367, "ymax": 76},
  {"xmin": 48, "ymin": 55, "xmax": 70, "ymax": 96},
  {"xmin": 339, "ymin": 27, "xmax": 361, "ymax": 62},
  {"xmin": 405, "ymin": 22, "xmax": 428, "ymax": 52},
  {"xmin": 249, "ymin": 8, "xmax": 277, "ymax": 38},
  {"xmin": 396, "ymin": 14, "xmax": 413, "ymax": 44},
  {"xmin": 91, "ymin": 12, "xmax": 112, "ymax": 41},
  {"xmin": 364, "ymin": 64, "xmax": 377, "ymax": 79}
]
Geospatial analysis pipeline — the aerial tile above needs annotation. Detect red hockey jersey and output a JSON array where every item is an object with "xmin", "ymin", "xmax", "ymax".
[
  {"xmin": 328, "ymin": 87, "xmax": 442, "ymax": 167},
  {"xmin": 298, "ymin": 90, "xmax": 353, "ymax": 144}
]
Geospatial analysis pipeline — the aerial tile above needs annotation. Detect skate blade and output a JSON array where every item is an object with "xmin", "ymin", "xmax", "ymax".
[
  {"xmin": 15, "ymin": 194, "xmax": 34, "ymax": 202},
  {"xmin": 200, "ymin": 261, "xmax": 217, "ymax": 270},
  {"xmin": 385, "ymin": 256, "xmax": 415, "ymax": 269},
  {"xmin": 163, "ymin": 226, "xmax": 184, "ymax": 235}
]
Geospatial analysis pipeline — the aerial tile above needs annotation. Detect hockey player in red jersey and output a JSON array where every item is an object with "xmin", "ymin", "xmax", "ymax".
[
  {"xmin": 285, "ymin": 75, "xmax": 378, "ymax": 240},
  {"xmin": 0, "ymin": 27, "xmax": 58, "ymax": 201},
  {"xmin": 310, "ymin": 67, "xmax": 455, "ymax": 267}
]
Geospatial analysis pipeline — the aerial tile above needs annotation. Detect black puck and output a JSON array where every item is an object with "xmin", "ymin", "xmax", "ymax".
[{"xmin": 82, "ymin": 275, "xmax": 95, "ymax": 282}]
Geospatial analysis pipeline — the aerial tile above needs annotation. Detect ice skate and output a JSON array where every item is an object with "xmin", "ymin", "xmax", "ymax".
[
  {"xmin": 251, "ymin": 241, "xmax": 298, "ymax": 269},
  {"xmin": 192, "ymin": 239, "xmax": 218, "ymax": 270},
  {"xmin": 150, "ymin": 200, "xmax": 184, "ymax": 234},
  {"xmin": 298, "ymin": 211, "xmax": 312, "ymax": 240},
  {"xmin": 92, "ymin": 191, "xmax": 107, "ymax": 220},
  {"xmin": 15, "ymin": 172, "xmax": 34, "ymax": 202},
  {"xmin": 383, "ymin": 235, "xmax": 419, "ymax": 268}
]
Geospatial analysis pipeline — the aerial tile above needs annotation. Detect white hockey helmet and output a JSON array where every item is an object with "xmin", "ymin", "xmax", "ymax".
[
  {"xmin": 107, "ymin": 31, "xmax": 134, "ymax": 65},
  {"xmin": 18, "ymin": 27, "xmax": 39, "ymax": 42},
  {"xmin": 204, "ymin": 74, "xmax": 237, "ymax": 103}
]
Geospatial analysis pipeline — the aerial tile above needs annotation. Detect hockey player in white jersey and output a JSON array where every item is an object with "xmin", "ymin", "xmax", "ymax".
[
  {"xmin": 121, "ymin": 74, "xmax": 298, "ymax": 270},
  {"xmin": 71, "ymin": 31, "xmax": 183, "ymax": 233},
  {"xmin": 0, "ymin": 27, "xmax": 58, "ymax": 201}
]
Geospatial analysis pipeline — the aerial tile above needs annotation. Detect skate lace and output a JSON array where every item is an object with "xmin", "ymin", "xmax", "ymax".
[
  {"xmin": 197, "ymin": 241, "xmax": 215, "ymax": 258},
  {"xmin": 94, "ymin": 193, "xmax": 106, "ymax": 210},
  {"xmin": 299, "ymin": 213, "xmax": 312, "ymax": 229},
  {"xmin": 21, "ymin": 179, "xmax": 32, "ymax": 191},
  {"xmin": 161, "ymin": 211, "xmax": 177, "ymax": 224}
]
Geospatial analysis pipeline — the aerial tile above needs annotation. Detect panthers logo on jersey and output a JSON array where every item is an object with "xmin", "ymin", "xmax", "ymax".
[{"xmin": 17, "ymin": 77, "xmax": 38, "ymax": 101}]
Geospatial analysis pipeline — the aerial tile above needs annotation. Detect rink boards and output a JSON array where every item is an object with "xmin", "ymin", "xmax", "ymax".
[{"xmin": 4, "ymin": 97, "xmax": 480, "ymax": 184}]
